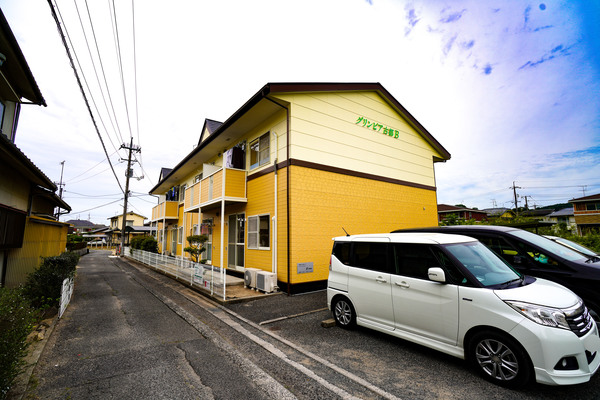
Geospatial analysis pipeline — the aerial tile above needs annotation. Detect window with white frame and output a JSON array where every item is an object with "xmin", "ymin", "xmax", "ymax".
[
  {"xmin": 250, "ymin": 132, "xmax": 270, "ymax": 169},
  {"xmin": 180, "ymin": 184, "xmax": 187, "ymax": 202},
  {"xmin": 248, "ymin": 214, "xmax": 270, "ymax": 249}
]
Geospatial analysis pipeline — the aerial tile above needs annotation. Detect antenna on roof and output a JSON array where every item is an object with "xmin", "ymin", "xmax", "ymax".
[{"xmin": 342, "ymin": 227, "xmax": 350, "ymax": 237}]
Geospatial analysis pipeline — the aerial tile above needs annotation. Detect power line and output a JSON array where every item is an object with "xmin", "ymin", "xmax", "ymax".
[
  {"xmin": 62, "ymin": 198, "xmax": 123, "ymax": 215},
  {"xmin": 109, "ymin": 0, "xmax": 134, "ymax": 144},
  {"xmin": 54, "ymin": 3, "xmax": 120, "ymax": 156},
  {"xmin": 47, "ymin": 0, "xmax": 124, "ymax": 194},
  {"xmin": 80, "ymin": 0, "xmax": 126, "ymax": 144}
]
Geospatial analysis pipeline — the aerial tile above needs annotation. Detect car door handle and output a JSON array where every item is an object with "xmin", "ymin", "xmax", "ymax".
[
  {"xmin": 375, "ymin": 276, "xmax": 387, "ymax": 283},
  {"xmin": 395, "ymin": 281, "xmax": 410, "ymax": 288}
]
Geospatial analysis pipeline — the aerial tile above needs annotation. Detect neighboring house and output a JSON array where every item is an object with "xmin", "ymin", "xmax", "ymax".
[
  {"xmin": 569, "ymin": 193, "xmax": 600, "ymax": 235},
  {"xmin": 82, "ymin": 226, "xmax": 111, "ymax": 244},
  {"xmin": 437, "ymin": 204, "xmax": 488, "ymax": 222},
  {"xmin": 520, "ymin": 208, "xmax": 554, "ymax": 219},
  {"xmin": 543, "ymin": 207, "xmax": 576, "ymax": 232},
  {"xmin": 0, "ymin": 10, "xmax": 71, "ymax": 287},
  {"xmin": 66, "ymin": 219, "xmax": 105, "ymax": 235},
  {"xmin": 149, "ymin": 82, "xmax": 451, "ymax": 293},
  {"xmin": 482, "ymin": 208, "xmax": 515, "ymax": 220},
  {"xmin": 107, "ymin": 211, "xmax": 148, "ymax": 246}
]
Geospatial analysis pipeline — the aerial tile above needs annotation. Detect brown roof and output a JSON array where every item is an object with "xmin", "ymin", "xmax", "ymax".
[
  {"xmin": 151, "ymin": 82, "xmax": 451, "ymax": 194},
  {"xmin": 569, "ymin": 193, "xmax": 600, "ymax": 203}
]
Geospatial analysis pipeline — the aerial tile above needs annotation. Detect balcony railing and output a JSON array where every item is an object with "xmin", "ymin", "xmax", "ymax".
[
  {"xmin": 151, "ymin": 200, "xmax": 179, "ymax": 221},
  {"xmin": 185, "ymin": 168, "xmax": 247, "ymax": 211}
]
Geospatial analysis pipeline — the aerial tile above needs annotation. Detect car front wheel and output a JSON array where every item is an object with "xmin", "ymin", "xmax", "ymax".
[
  {"xmin": 333, "ymin": 297, "xmax": 356, "ymax": 329},
  {"xmin": 469, "ymin": 330, "xmax": 532, "ymax": 388}
]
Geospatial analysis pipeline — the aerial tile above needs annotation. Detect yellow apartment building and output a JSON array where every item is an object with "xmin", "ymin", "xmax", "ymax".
[{"xmin": 149, "ymin": 83, "xmax": 450, "ymax": 293}]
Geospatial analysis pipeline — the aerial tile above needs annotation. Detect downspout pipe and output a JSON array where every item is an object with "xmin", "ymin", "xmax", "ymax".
[{"xmin": 263, "ymin": 96, "xmax": 290, "ymax": 295}]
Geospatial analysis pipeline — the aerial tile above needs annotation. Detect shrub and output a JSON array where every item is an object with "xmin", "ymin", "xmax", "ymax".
[
  {"xmin": 0, "ymin": 287, "xmax": 36, "ymax": 399},
  {"xmin": 141, "ymin": 237, "xmax": 158, "ymax": 253},
  {"xmin": 129, "ymin": 236, "xmax": 158, "ymax": 254},
  {"xmin": 22, "ymin": 252, "xmax": 79, "ymax": 309},
  {"xmin": 130, "ymin": 236, "xmax": 145, "ymax": 250}
]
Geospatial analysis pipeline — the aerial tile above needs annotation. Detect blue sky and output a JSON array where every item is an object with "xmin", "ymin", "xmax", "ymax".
[{"xmin": 1, "ymin": 0, "xmax": 599, "ymax": 223}]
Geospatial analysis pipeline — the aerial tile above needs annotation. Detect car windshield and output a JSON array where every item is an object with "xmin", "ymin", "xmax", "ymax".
[
  {"xmin": 554, "ymin": 237, "xmax": 598, "ymax": 257},
  {"xmin": 508, "ymin": 230, "xmax": 586, "ymax": 262},
  {"xmin": 443, "ymin": 241, "xmax": 521, "ymax": 287}
]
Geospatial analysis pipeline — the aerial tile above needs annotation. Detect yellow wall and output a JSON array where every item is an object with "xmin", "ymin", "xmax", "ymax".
[
  {"xmin": 4, "ymin": 217, "xmax": 69, "ymax": 288},
  {"xmin": 245, "ymin": 173, "xmax": 275, "ymax": 273},
  {"xmin": 275, "ymin": 91, "xmax": 443, "ymax": 187},
  {"xmin": 287, "ymin": 165, "xmax": 438, "ymax": 284}
]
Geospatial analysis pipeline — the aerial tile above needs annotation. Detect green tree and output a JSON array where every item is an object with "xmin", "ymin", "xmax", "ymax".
[{"xmin": 184, "ymin": 235, "xmax": 208, "ymax": 263}]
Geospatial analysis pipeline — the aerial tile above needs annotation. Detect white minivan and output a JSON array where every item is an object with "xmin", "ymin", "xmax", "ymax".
[{"xmin": 327, "ymin": 233, "xmax": 600, "ymax": 388}]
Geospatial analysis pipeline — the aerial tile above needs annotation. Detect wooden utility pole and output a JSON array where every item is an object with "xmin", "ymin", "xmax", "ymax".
[
  {"xmin": 512, "ymin": 181, "xmax": 521, "ymax": 215},
  {"xmin": 119, "ymin": 138, "xmax": 141, "ymax": 255}
]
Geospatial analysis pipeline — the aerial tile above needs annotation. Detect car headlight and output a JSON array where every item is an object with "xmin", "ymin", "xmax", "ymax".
[{"xmin": 505, "ymin": 300, "xmax": 570, "ymax": 330}]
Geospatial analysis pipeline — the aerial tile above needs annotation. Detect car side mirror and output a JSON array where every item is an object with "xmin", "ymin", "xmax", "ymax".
[{"xmin": 428, "ymin": 267, "xmax": 446, "ymax": 283}]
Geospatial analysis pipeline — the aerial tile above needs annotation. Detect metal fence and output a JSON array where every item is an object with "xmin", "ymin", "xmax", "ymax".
[{"xmin": 124, "ymin": 247, "xmax": 226, "ymax": 300}]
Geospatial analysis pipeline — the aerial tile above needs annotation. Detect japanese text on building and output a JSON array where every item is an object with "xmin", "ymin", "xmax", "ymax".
[{"xmin": 355, "ymin": 116, "xmax": 400, "ymax": 139}]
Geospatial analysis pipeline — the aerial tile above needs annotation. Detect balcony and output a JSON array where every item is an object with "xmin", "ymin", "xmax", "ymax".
[
  {"xmin": 185, "ymin": 168, "xmax": 247, "ymax": 211},
  {"xmin": 151, "ymin": 201, "xmax": 179, "ymax": 222}
]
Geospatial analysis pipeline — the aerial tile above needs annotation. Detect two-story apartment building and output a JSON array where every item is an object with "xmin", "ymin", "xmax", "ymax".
[
  {"xmin": 107, "ymin": 211, "xmax": 148, "ymax": 246},
  {"xmin": 150, "ymin": 83, "xmax": 451, "ymax": 293},
  {"xmin": 570, "ymin": 193, "xmax": 600, "ymax": 235},
  {"xmin": 0, "ymin": 10, "xmax": 71, "ymax": 287}
]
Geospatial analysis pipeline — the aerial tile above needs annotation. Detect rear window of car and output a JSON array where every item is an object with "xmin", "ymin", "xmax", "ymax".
[{"xmin": 332, "ymin": 241, "xmax": 351, "ymax": 265}]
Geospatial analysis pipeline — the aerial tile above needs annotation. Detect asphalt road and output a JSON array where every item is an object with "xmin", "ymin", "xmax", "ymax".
[{"xmin": 24, "ymin": 250, "xmax": 600, "ymax": 399}]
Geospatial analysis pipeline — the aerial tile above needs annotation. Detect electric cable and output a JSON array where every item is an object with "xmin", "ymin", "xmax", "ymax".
[
  {"xmin": 47, "ymin": 0, "xmax": 124, "ymax": 194},
  {"xmin": 55, "ymin": 2, "xmax": 121, "ymax": 155},
  {"xmin": 82, "ymin": 0, "xmax": 126, "ymax": 144}
]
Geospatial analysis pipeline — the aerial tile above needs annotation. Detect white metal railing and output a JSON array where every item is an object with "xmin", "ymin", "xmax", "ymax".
[
  {"xmin": 124, "ymin": 247, "xmax": 226, "ymax": 299},
  {"xmin": 59, "ymin": 276, "xmax": 74, "ymax": 318}
]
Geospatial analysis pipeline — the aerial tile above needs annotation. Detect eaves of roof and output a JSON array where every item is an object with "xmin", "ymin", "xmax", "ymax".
[
  {"xmin": 0, "ymin": 132, "xmax": 56, "ymax": 190},
  {"xmin": 569, "ymin": 193, "xmax": 600, "ymax": 203},
  {"xmin": 0, "ymin": 10, "xmax": 46, "ymax": 106},
  {"xmin": 150, "ymin": 82, "xmax": 451, "ymax": 194}
]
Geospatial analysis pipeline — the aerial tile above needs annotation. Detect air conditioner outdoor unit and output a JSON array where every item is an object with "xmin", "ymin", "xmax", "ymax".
[
  {"xmin": 256, "ymin": 271, "xmax": 277, "ymax": 293},
  {"xmin": 244, "ymin": 268, "xmax": 260, "ymax": 289}
]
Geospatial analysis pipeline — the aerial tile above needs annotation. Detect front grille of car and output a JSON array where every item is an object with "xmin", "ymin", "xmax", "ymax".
[{"xmin": 566, "ymin": 303, "xmax": 593, "ymax": 338}]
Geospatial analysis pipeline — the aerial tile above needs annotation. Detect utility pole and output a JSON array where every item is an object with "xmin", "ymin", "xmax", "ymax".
[
  {"xmin": 511, "ymin": 181, "xmax": 521, "ymax": 215},
  {"xmin": 119, "ymin": 138, "xmax": 141, "ymax": 255},
  {"xmin": 54, "ymin": 160, "xmax": 66, "ymax": 221},
  {"xmin": 58, "ymin": 160, "xmax": 65, "ymax": 198}
]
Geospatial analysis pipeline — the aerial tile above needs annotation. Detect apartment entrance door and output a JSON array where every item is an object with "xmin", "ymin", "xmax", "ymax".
[{"xmin": 228, "ymin": 213, "xmax": 245, "ymax": 271}]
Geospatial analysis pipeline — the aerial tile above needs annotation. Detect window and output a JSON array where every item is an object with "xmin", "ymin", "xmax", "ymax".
[
  {"xmin": 586, "ymin": 203, "xmax": 600, "ymax": 211},
  {"xmin": 352, "ymin": 242, "xmax": 388, "ymax": 272},
  {"xmin": 194, "ymin": 173, "xmax": 202, "ymax": 183},
  {"xmin": 248, "ymin": 215, "xmax": 270, "ymax": 249},
  {"xmin": 178, "ymin": 226, "xmax": 184, "ymax": 244},
  {"xmin": 250, "ymin": 132, "xmax": 270, "ymax": 169},
  {"xmin": 0, "ymin": 101, "xmax": 5, "ymax": 136},
  {"xmin": 180, "ymin": 184, "xmax": 187, "ymax": 202},
  {"xmin": 332, "ymin": 242, "xmax": 351, "ymax": 265},
  {"xmin": 393, "ymin": 244, "xmax": 440, "ymax": 280},
  {"xmin": 126, "ymin": 220, "xmax": 133, "ymax": 227}
]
